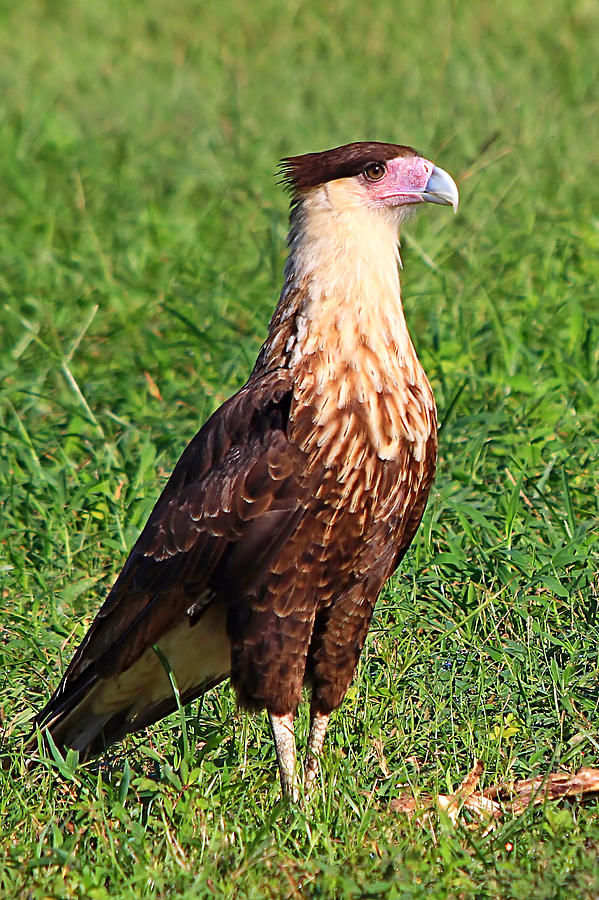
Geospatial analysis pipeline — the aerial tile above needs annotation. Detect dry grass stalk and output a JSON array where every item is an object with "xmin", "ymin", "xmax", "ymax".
[{"xmin": 390, "ymin": 762, "xmax": 599, "ymax": 832}]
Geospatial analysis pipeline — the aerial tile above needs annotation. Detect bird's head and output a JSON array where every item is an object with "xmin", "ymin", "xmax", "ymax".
[{"xmin": 281, "ymin": 141, "xmax": 458, "ymax": 227}]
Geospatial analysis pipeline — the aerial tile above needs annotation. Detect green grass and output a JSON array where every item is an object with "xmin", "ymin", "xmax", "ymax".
[{"xmin": 1, "ymin": 0, "xmax": 598, "ymax": 896}]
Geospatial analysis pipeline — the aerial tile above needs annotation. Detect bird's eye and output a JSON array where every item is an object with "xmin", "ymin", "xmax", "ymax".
[{"xmin": 363, "ymin": 162, "xmax": 387, "ymax": 181}]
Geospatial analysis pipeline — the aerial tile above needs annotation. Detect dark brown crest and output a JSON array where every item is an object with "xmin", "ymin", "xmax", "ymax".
[{"xmin": 279, "ymin": 141, "xmax": 418, "ymax": 197}]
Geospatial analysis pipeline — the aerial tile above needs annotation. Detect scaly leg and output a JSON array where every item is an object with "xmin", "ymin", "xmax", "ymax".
[
  {"xmin": 269, "ymin": 711, "xmax": 298, "ymax": 801},
  {"xmin": 304, "ymin": 709, "xmax": 330, "ymax": 794}
]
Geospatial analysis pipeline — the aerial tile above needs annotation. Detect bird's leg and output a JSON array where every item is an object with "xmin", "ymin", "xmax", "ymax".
[
  {"xmin": 304, "ymin": 708, "xmax": 330, "ymax": 795},
  {"xmin": 269, "ymin": 711, "xmax": 298, "ymax": 801}
]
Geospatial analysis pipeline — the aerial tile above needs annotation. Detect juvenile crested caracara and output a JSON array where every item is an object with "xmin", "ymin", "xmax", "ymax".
[{"xmin": 30, "ymin": 142, "xmax": 458, "ymax": 799}]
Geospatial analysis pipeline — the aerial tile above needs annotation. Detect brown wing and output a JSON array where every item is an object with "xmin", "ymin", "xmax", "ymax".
[{"xmin": 33, "ymin": 368, "xmax": 311, "ymax": 739}]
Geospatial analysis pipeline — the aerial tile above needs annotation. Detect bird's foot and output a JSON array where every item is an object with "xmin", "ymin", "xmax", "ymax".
[
  {"xmin": 303, "ymin": 710, "xmax": 330, "ymax": 797},
  {"xmin": 269, "ymin": 711, "xmax": 299, "ymax": 802}
]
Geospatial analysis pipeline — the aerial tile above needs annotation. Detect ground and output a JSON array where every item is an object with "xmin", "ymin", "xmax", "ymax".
[{"xmin": 1, "ymin": 0, "xmax": 598, "ymax": 897}]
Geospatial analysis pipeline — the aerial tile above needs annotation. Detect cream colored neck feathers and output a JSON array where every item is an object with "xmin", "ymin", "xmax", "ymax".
[{"xmin": 263, "ymin": 180, "xmax": 436, "ymax": 464}]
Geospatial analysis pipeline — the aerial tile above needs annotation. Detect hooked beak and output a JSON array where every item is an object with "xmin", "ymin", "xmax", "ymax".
[{"xmin": 419, "ymin": 165, "xmax": 459, "ymax": 213}]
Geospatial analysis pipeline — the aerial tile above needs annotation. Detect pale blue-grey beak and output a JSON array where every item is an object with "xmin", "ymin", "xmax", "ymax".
[{"xmin": 420, "ymin": 165, "xmax": 459, "ymax": 213}]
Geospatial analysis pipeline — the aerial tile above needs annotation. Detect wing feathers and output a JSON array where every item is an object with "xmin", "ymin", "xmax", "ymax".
[{"xmin": 33, "ymin": 370, "xmax": 310, "ymax": 750}]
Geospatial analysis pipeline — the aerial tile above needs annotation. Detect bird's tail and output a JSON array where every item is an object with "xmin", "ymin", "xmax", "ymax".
[{"xmin": 26, "ymin": 603, "xmax": 231, "ymax": 763}]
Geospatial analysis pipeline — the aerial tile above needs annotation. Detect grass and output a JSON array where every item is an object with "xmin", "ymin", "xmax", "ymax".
[{"xmin": 1, "ymin": 0, "xmax": 598, "ymax": 896}]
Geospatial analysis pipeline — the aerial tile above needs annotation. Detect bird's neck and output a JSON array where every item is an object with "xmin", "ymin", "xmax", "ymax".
[{"xmin": 257, "ymin": 185, "xmax": 436, "ymax": 462}]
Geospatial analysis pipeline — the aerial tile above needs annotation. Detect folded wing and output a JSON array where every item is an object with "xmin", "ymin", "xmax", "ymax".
[{"xmin": 31, "ymin": 369, "xmax": 310, "ymax": 756}]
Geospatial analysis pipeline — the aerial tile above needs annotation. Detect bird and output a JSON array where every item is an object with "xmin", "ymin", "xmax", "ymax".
[{"xmin": 29, "ymin": 141, "xmax": 458, "ymax": 800}]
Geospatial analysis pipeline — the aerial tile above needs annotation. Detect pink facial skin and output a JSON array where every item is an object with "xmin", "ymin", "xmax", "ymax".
[{"xmin": 361, "ymin": 155, "xmax": 436, "ymax": 208}]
